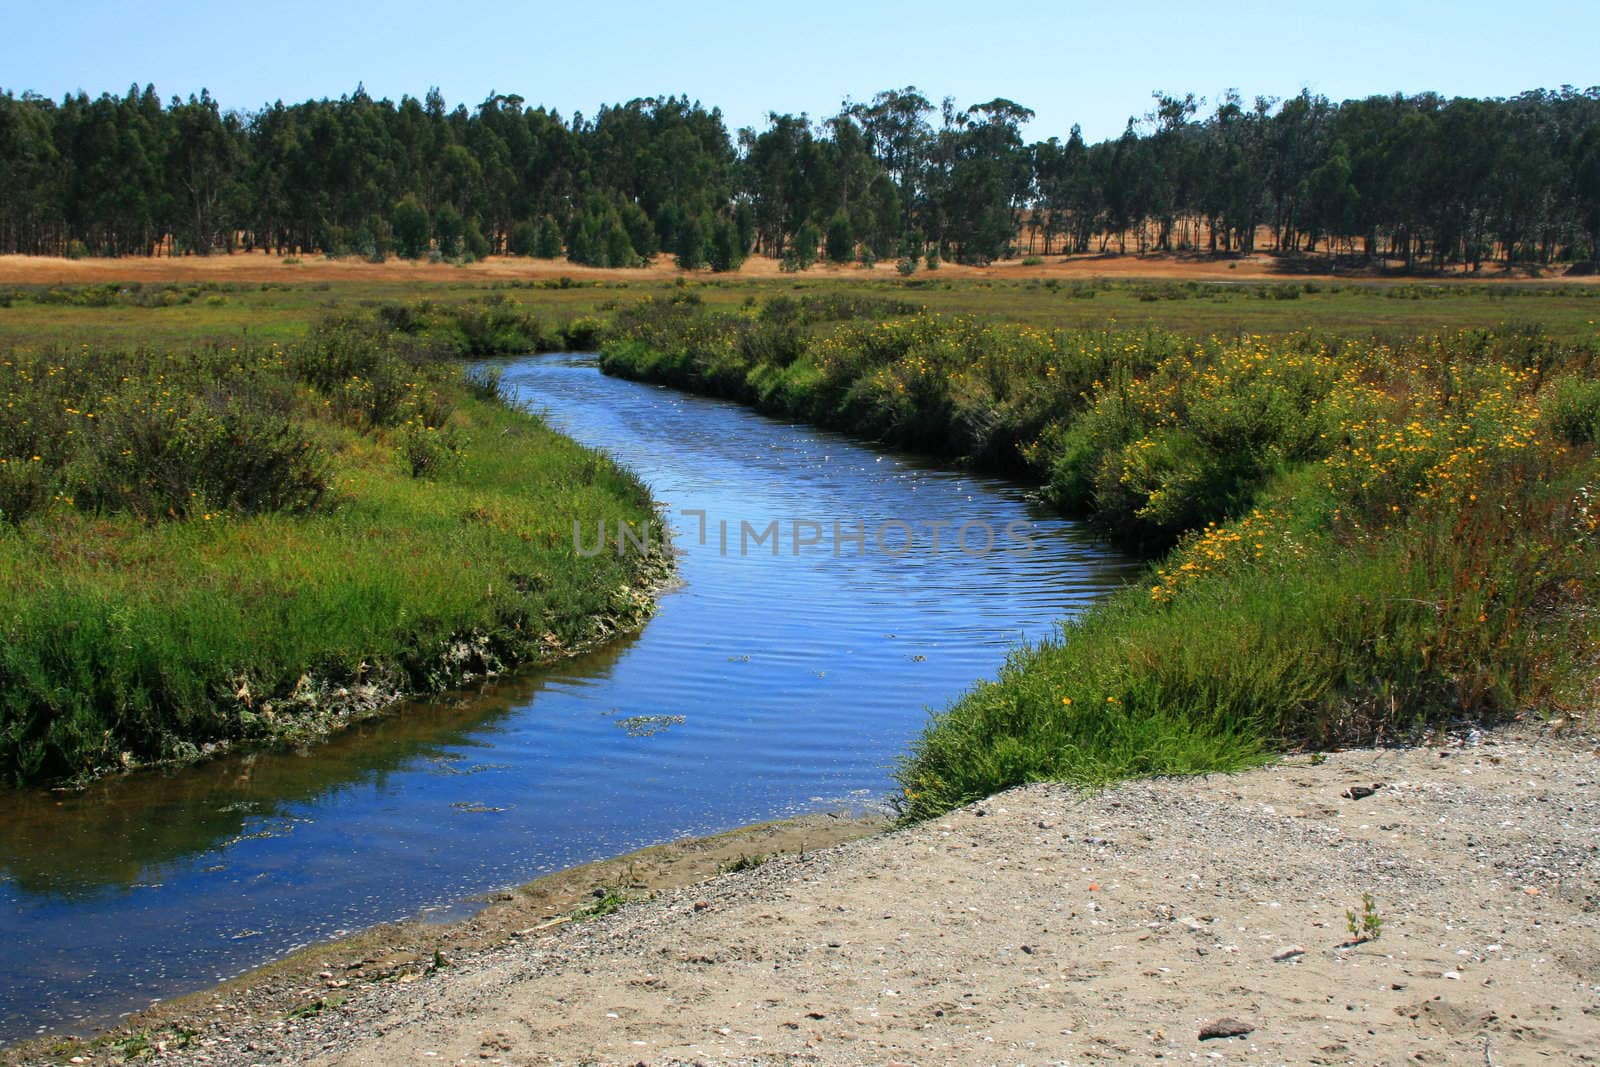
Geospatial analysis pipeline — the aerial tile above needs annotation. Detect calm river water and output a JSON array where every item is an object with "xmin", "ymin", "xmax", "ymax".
[{"xmin": 0, "ymin": 354, "xmax": 1134, "ymax": 1042}]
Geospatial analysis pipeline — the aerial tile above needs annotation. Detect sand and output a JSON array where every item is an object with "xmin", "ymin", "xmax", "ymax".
[{"xmin": 19, "ymin": 722, "xmax": 1597, "ymax": 1066}]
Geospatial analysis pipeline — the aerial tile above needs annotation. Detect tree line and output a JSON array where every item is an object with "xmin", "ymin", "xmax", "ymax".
[{"xmin": 1, "ymin": 82, "xmax": 1597, "ymax": 270}]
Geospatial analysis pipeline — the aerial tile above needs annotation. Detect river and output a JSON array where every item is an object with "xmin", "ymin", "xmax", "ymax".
[{"xmin": 0, "ymin": 353, "xmax": 1134, "ymax": 1043}]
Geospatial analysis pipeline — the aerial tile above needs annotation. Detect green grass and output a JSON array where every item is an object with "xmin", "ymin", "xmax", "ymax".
[
  {"xmin": 4, "ymin": 278, "xmax": 1597, "ymax": 800},
  {"xmin": 3, "ymin": 276, "xmax": 1599, "ymax": 348},
  {"xmin": 600, "ymin": 297, "xmax": 1600, "ymax": 821},
  {"xmin": 0, "ymin": 314, "xmax": 663, "ymax": 785}
]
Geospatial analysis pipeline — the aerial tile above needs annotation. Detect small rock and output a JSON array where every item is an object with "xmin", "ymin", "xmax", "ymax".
[
  {"xmin": 693, "ymin": 900, "xmax": 710, "ymax": 911},
  {"xmin": 1342, "ymin": 785, "xmax": 1377, "ymax": 800},
  {"xmin": 1199, "ymin": 1018, "xmax": 1255, "ymax": 1040}
]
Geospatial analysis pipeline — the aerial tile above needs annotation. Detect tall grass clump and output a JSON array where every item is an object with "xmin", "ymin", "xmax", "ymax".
[
  {"xmin": 602, "ymin": 298, "xmax": 1600, "ymax": 820},
  {"xmin": 373, "ymin": 295, "xmax": 594, "ymax": 357},
  {"xmin": 0, "ymin": 317, "xmax": 665, "ymax": 785}
]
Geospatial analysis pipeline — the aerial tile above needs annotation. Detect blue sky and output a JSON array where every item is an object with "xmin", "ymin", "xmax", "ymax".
[{"xmin": 5, "ymin": 0, "xmax": 1597, "ymax": 141}]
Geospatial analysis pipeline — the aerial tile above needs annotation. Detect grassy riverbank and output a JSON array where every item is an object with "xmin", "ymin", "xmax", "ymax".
[
  {"xmin": 601, "ymin": 298, "xmax": 1600, "ymax": 819},
  {"xmin": 0, "ymin": 312, "xmax": 663, "ymax": 786}
]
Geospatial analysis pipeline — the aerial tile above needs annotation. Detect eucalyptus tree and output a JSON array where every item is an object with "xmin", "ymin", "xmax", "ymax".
[{"xmin": 0, "ymin": 78, "xmax": 1596, "ymax": 268}]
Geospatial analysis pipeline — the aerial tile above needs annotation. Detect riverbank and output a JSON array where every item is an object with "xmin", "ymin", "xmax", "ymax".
[
  {"xmin": 14, "ymin": 722, "xmax": 1594, "ymax": 1065},
  {"xmin": 601, "ymin": 301, "xmax": 1600, "ymax": 821},
  {"xmin": 0, "ymin": 317, "xmax": 668, "ymax": 785}
]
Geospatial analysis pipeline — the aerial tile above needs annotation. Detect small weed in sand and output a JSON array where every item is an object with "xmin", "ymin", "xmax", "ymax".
[
  {"xmin": 720, "ymin": 852, "xmax": 769, "ymax": 873},
  {"xmin": 112, "ymin": 1030, "xmax": 156, "ymax": 1059},
  {"xmin": 575, "ymin": 887, "xmax": 628, "ymax": 920},
  {"xmin": 286, "ymin": 998, "xmax": 330, "ymax": 1020},
  {"xmin": 1346, "ymin": 892, "xmax": 1385, "ymax": 943}
]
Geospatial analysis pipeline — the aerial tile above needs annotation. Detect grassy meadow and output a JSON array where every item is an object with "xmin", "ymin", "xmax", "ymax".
[
  {"xmin": 0, "ymin": 301, "xmax": 660, "ymax": 785},
  {"xmin": 2, "ymin": 273, "xmax": 1599, "ymax": 349},
  {"xmin": 599, "ymin": 294, "xmax": 1600, "ymax": 820}
]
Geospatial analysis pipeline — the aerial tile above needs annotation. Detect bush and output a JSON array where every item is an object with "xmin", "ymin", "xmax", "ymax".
[
  {"xmin": 1545, "ymin": 375, "xmax": 1600, "ymax": 445},
  {"xmin": 1046, "ymin": 335, "xmax": 1343, "ymax": 546},
  {"xmin": 67, "ymin": 394, "xmax": 329, "ymax": 519},
  {"xmin": 399, "ymin": 421, "xmax": 462, "ymax": 478},
  {"xmin": 0, "ymin": 344, "xmax": 331, "ymax": 523},
  {"xmin": 0, "ymin": 457, "xmax": 51, "ymax": 525}
]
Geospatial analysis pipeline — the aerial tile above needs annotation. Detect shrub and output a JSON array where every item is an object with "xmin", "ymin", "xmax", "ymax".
[
  {"xmin": 399, "ymin": 421, "xmax": 462, "ymax": 479},
  {"xmin": 0, "ymin": 457, "xmax": 51, "ymax": 525},
  {"xmin": 67, "ymin": 394, "xmax": 328, "ymax": 519},
  {"xmin": 1, "ymin": 344, "xmax": 331, "ymax": 523},
  {"xmin": 1545, "ymin": 375, "xmax": 1600, "ymax": 445}
]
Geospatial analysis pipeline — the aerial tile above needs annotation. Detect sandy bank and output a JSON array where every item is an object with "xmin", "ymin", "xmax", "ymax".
[{"xmin": 15, "ymin": 724, "xmax": 1597, "ymax": 1066}]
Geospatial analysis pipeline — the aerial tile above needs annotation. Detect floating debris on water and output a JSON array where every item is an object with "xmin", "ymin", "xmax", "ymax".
[{"xmin": 615, "ymin": 714, "xmax": 686, "ymax": 737}]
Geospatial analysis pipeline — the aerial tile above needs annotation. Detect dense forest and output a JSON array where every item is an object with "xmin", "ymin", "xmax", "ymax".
[{"xmin": 1, "ymin": 83, "xmax": 1598, "ymax": 270}]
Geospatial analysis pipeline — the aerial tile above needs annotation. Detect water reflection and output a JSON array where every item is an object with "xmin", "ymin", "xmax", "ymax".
[{"xmin": 0, "ymin": 634, "xmax": 638, "ymax": 900}]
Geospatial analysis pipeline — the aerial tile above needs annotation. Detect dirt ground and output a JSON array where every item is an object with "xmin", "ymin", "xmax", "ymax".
[
  {"xmin": 0, "ymin": 250, "xmax": 1589, "ymax": 287},
  {"xmin": 18, "ymin": 722, "xmax": 1597, "ymax": 1066}
]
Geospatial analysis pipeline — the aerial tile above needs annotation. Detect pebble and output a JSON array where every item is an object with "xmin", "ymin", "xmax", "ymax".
[{"xmin": 1198, "ymin": 1017, "xmax": 1255, "ymax": 1040}]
